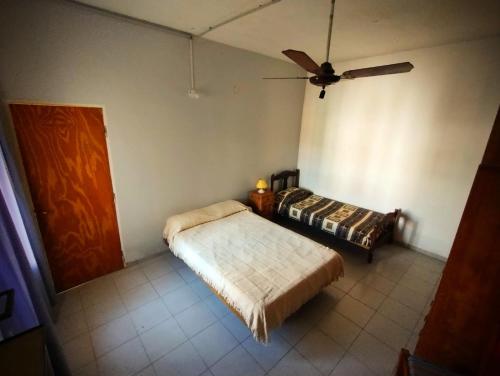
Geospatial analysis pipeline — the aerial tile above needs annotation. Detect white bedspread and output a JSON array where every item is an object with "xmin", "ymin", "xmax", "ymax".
[{"xmin": 164, "ymin": 200, "xmax": 344, "ymax": 342}]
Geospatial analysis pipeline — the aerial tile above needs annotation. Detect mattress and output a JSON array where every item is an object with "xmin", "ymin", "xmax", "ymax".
[
  {"xmin": 163, "ymin": 200, "xmax": 343, "ymax": 342},
  {"xmin": 275, "ymin": 187, "xmax": 386, "ymax": 249}
]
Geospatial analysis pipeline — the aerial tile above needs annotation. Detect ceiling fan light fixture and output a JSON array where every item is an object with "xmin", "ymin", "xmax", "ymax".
[{"xmin": 188, "ymin": 88, "xmax": 200, "ymax": 99}]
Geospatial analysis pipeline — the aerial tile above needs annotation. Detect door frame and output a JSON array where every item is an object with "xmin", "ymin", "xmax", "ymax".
[{"xmin": 5, "ymin": 100, "xmax": 126, "ymax": 272}]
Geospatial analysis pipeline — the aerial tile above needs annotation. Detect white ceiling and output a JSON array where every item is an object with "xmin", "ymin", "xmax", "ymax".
[{"xmin": 77, "ymin": 0, "xmax": 500, "ymax": 63}]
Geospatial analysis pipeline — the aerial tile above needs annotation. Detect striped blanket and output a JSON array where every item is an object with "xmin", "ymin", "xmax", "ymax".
[{"xmin": 275, "ymin": 187, "xmax": 385, "ymax": 249}]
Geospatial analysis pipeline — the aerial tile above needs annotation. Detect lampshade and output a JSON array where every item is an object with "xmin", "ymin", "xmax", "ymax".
[{"xmin": 256, "ymin": 179, "xmax": 268, "ymax": 192}]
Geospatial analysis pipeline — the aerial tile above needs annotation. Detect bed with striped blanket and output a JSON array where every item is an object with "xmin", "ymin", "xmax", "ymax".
[{"xmin": 274, "ymin": 184, "xmax": 400, "ymax": 262}]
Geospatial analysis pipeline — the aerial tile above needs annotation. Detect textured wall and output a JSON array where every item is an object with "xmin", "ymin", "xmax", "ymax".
[
  {"xmin": 0, "ymin": 0, "xmax": 305, "ymax": 261},
  {"xmin": 298, "ymin": 36, "xmax": 500, "ymax": 258}
]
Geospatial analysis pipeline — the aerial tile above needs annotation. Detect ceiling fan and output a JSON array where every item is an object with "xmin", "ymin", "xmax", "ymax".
[{"xmin": 264, "ymin": 0, "xmax": 414, "ymax": 99}]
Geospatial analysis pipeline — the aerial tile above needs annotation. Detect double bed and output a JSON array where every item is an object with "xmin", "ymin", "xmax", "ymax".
[{"xmin": 163, "ymin": 200, "xmax": 343, "ymax": 343}]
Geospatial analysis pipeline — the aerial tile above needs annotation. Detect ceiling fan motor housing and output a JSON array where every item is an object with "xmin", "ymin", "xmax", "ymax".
[
  {"xmin": 320, "ymin": 62, "xmax": 335, "ymax": 75},
  {"xmin": 309, "ymin": 62, "xmax": 341, "ymax": 87}
]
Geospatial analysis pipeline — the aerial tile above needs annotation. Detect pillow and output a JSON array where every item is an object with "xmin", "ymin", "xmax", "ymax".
[
  {"xmin": 163, "ymin": 200, "xmax": 250, "ymax": 244},
  {"xmin": 275, "ymin": 187, "xmax": 312, "ymax": 215}
]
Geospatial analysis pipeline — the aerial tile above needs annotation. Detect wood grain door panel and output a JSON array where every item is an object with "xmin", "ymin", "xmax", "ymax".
[{"xmin": 9, "ymin": 104, "xmax": 123, "ymax": 291}]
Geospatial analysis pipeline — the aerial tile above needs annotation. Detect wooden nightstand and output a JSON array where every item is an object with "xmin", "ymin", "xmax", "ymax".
[{"xmin": 249, "ymin": 189, "xmax": 275, "ymax": 219}]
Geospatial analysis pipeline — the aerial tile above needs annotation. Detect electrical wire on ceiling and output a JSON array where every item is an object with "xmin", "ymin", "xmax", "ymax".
[
  {"xmin": 198, "ymin": 0, "xmax": 283, "ymax": 37},
  {"xmin": 187, "ymin": 0, "xmax": 283, "ymax": 99},
  {"xmin": 71, "ymin": 0, "xmax": 285, "ymax": 100},
  {"xmin": 188, "ymin": 36, "xmax": 200, "ymax": 99}
]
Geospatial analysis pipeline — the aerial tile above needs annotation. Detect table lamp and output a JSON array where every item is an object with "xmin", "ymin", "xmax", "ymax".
[{"xmin": 256, "ymin": 179, "xmax": 268, "ymax": 194}]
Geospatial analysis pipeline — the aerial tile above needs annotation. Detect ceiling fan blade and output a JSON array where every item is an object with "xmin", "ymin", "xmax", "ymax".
[
  {"xmin": 262, "ymin": 76, "xmax": 309, "ymax": 80},
  {"xmin": 341, "ymin": 62, "xmax": 414, "ymax": 79},
  {"xmin": 282, "ymin": 50, "xmax": 320, "ymax": 74}
]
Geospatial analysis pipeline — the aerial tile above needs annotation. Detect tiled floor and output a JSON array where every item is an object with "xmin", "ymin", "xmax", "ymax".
[{"xmin": 56, "ymin": 243, "xmax": 444, "ymax": 376}]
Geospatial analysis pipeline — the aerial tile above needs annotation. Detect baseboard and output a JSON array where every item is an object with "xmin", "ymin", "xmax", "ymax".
[
  {"xmin": 125, "ymin": 248, "xmax": 170, "ymax": 267},
  {"xmin": 395, "ymin": 241, "xmax": 448, "ymax": 262}
]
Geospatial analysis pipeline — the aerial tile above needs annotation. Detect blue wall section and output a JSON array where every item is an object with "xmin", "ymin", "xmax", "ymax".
[
  {"xmin": 0, "ymin": 193, "xmax": 39, "ymax": 340},
  {"xmin": 0, "ymin": 145, "xmax": 39, "ymax": 340}
]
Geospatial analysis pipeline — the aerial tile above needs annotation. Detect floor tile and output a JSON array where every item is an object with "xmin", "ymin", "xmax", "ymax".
[
  {"xmin": 422, "ymin": 294, "xmax": 435, "ymax": 316},
  {"xmin": 135, "ymin": 365, "xmax": 157, "ymax": 376},
  {"xmin": 80, "ymin": 278, "xmax": 120, "ymax": 308},
  {"xmin": 59, "ymin": 239, "xmax": 445, "ymax": 376},
  {"xmin": 364, "ymin": 313, "xmax": 412, "ymax": 351},
  {"xmin": 332, "ymin": 275, "xmax": 357, "ymax": 293},
  {"xmin": 73, "ymin": 360, "xmax": 99, "ymax": 376},
  {"xmin": 141, "ymin": 257, "xmax": 173, "ymax": 281},
  {"xmin": 242, "ymin": 333, "xmax": 291, "ymax": 371},
  {"xmin": 189, "ymin": 279, "xmax": 213, "ymax": 299},
  {"xmin": 191, "ymin": 322, "xmax": 239, "ymax": 366},
  {"xmin": 389, "ymin": 284, "xmax": 429, "ymax": 313},
  {"xmin": 275, "ymin": 321, "xmax": 310, "ymax": 346},
  {"xmin": 56, "ymin": 310, "xmax": 88, "ymax": 343},
  {"xmin": 378, "ymin": 298, "xmax": 420, "ymax": 331},
  {"xmin": 412, "ymin": 256, "xmax": 445, "ymax": 274},
  {"xmin": 299, "ymin": 291, "xmax": 338, "ymax": 322},
  {"xmin": 220, "ymin": 313, "xmax": 252, "ymax": 342},
  {"xmin": 373, "ymin": 261, "xmax": 409, "ymax": 282},
  {"xmin": 295, "ymin": 329, "xmax": 345, "ymax": 375},
  {"xmin": 344, "ymin": 263, "xmax": 371, "ymax": 282},
  {"xmin": 318, "ymin": 310, "xmax": 361, "ymax": 348},
  {"xmin": 167, "ymin": 255, "xmax": 187, "ymax": 270},
  {"xmin": 331, "ymin": 353, "xmax": 375, "ymax": 376},
  {"xmin": 399, "ymin": 271, "xmax": 436, "ymax": 296},
  {"xmin": 175, "ymin": 301, "xmax": 218, "ymax": 337},
  {"xmin": 113, "ymin": 268, "xmax": 148, "ymax": 293},
  {"xmin": 151, "ymin": 270, "xmax": 186, "ymax": 296},
  {"xmin": 57, "ymin": 290, "xmax": 83, "ymax": 317},
  {"xmin": 210, "ymin": 346, "xmax": 265, "ymax": 376},
  {"xmin": 380, "ymin": 248, "xmax": 417, "ymax": 266},
  {"xmin": 130, "ymin": 298, "xmax": 171, "ymax": 333},
  {"xmin": 360, "ymin": 273, "xmax": 396, "ymax": 295},
  {"xmin": 121, "ymin": 282, "xmax": 159, "ymax": 311},
  {"xmin": 177, "ymin": 266, "xmax": 199, "ymax": 283},
  {"xmin": 334, "ymin": 295, "xmax": 374, "ymax": 327},
  {"xmin": 267, "ymin": 348, "xmax": 321, "ymax": 376},
  {"xmin": 162, "ymin": 285, "xmax": 200, "ymax": 315},
  {"xmin": 97, "ymin": 337, "xmax": 149, "ymax": 376},
  {"xmin": 153, "ymin": 341, "xmax": 207, "ymax": 376},
  {"xmin": 79, "ymin": 275, "xmax": 113, "ymax": 294},
  {"xmin": 84, "ymin": 297, "xmax": 127, "ymax": 330},
  {"xmin": 91, "ymin": 314, "xmax": 137, "ymax": 356},
  {"xmin": 322, "ymin": 284, "xmax": 346, "ymax": 302},
  {"xmin": 406, "ymin": 332, "xmax": 419, "ymax": 353},
  {"xmin": 140, "ymin": 317, "xmax": 187, "ymax": 361},
  {"xmin": 203, "ymin": 295, "xmax": 231, "ymax": 319},
  {"xmin": 275, "ymin": 308, "xmax": 315, "ymax": 346},
  {"xmin": 407, "ymin": 263, "xmax": 442, "ymax": 285},
  {"xmin": 63, "ymin": 332, "xmax": 95, "ymax": 371},
  {"xmin": 349, "ymin": 283, "xmax": 386, "ymax": 309},
  {"xmin": 414, "ymin": 314, "xmax": 426, "ymax": 334},
  {"xmin": 349, "ymin": 332, "xmax": 398, "ymax": 376}
]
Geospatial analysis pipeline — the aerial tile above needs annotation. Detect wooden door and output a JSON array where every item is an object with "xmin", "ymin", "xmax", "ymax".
[{"xmin": 9, "ymin": 104, "xmax": 123, "ymax": 292}]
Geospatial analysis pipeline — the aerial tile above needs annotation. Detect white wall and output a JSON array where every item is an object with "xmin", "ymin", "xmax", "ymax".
[
  {"xmin": 0, "ymin": 0, "xmax": 305, "ymax": 262},
  {"xmin": 298, "ymin": 36, "xmax": 500, "ymax": 258}
]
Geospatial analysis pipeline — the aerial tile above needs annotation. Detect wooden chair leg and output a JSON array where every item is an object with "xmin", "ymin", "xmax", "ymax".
[
  {"xmin": 367, "ymin": 249, "xmax": 373, "ymax": 263},
  {"xmin": 388, "ymin": 230, "xmax": 395, "ymax": 244}
]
